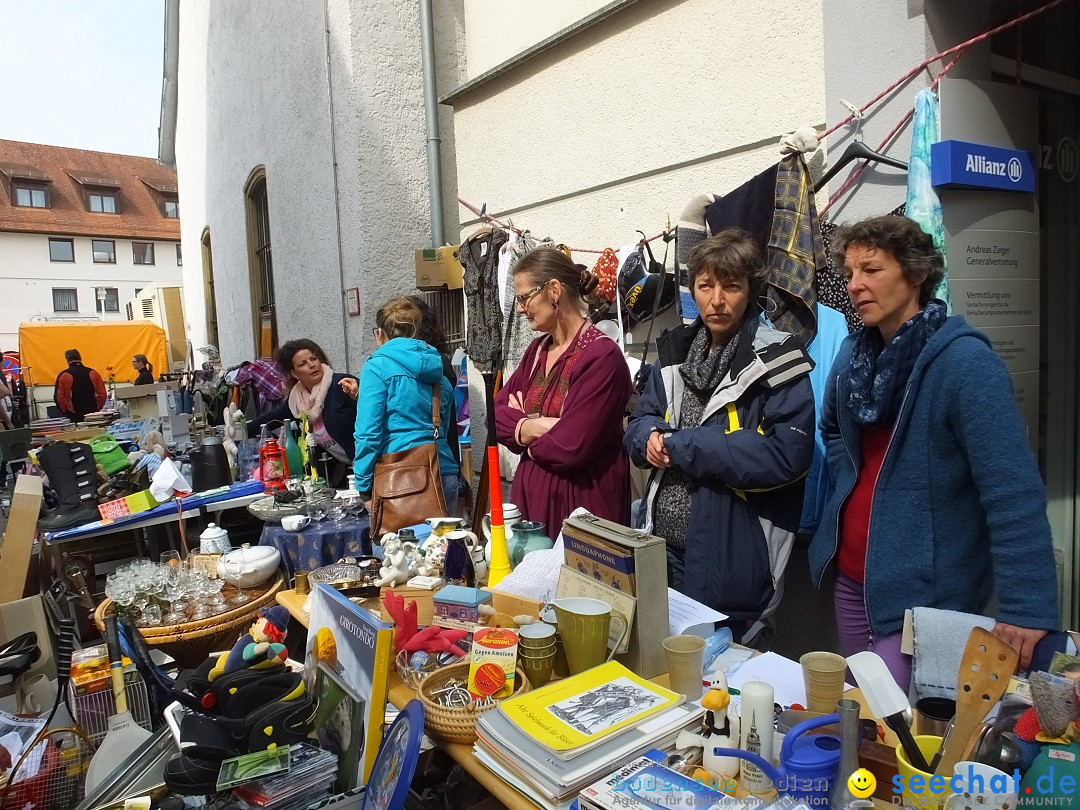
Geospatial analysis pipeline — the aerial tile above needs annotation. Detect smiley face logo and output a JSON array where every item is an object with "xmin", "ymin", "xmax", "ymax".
[{"xmin": 847, "ymin": 768, "xmax": 876, "ymax": 798}]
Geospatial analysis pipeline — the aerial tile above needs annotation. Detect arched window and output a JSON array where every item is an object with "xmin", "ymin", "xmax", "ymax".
[
  {"xmin": 200, "ymin": 228, "xmax": 218, "ymax": 348},
  {"xmin": 245, "ymin": 167, "xmax": 276, "ymax": 358}
]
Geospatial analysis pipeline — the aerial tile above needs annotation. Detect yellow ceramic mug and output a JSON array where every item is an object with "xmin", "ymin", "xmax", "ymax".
[{"xmin": 551, "ymin": 598, "xmax": 630, "ymax": 675}]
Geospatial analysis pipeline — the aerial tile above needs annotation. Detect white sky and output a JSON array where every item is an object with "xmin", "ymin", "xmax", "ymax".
[{"xmin": 0, "ymin": 0, "xmax": 165, "ymax": 158}]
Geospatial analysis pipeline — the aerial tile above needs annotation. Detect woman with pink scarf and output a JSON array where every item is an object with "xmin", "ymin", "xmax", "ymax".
[{"xmin": 247, "ymin": 339, "xmax": 358, "ymax": 486}]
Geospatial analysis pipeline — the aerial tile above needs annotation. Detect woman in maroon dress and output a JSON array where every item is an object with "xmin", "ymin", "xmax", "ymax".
[{"xmin": 495, "ymin": 248, "xmax": 634, "ymax": 535}]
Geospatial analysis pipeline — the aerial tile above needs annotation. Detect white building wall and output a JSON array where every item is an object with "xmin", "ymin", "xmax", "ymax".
[
  {"xmin": 0, "ymin": 231, "xmax": 182, "ymax": 349},
  {"xmin": 176, "ymin": 0, "xmax": 466, "ymax": 372},
  {"xmin": 819, "ymin": 0, "xmax": 990, "ymax": 221},
  {"xmin": 452, "ymin": 0, "xmax": 827, "ymax": 251}
]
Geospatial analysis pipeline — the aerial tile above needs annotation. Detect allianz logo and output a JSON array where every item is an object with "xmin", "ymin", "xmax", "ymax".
[{"xmin": 965, "ymin": 153, "xmax": 1024, "ymax": 182}]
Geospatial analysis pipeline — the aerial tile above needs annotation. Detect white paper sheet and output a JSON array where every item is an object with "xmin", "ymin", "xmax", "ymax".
[
  {"xmin": 667, "ymin": 588, "xmax": 728, "ymax": 635},
  {"xmin": 726, "ymin": 651, "xmax": 853, "ymax": 710},
  {"xmin": 489, "ymin": 539, "xmax": 564, "ymax": 604}
]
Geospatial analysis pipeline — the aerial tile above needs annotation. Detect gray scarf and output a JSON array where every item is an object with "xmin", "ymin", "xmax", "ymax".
[{"xmin": 654, "ymin": 324, "xmax": 741, "ymax": 549}]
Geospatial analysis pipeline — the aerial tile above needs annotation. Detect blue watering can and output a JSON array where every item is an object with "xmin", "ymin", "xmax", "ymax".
[{"xmin": 713, "ymin": 713, "xmax": 841, "ymax": 806}]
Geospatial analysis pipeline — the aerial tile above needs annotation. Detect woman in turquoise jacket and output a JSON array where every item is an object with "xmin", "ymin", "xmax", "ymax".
[{"xmin": 353, "ymin": 296, "xmax": 459, "ymax": 512}]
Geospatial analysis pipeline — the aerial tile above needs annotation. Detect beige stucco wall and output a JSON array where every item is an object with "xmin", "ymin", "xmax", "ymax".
[
  {"xmin": 462, "ymin": 0, "xmax": 611, "ymax": 78},
  {"xmin": 451, "ymin": 0, "xmax": 827, "ymax": 249}
]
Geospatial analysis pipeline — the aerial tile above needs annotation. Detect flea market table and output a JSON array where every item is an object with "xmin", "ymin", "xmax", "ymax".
[{"xmin": 258, "ymin": 516, "xmax": 370, "ymax": 585}]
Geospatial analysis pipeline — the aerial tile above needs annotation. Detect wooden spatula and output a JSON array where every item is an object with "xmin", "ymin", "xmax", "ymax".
[{"xmin": 933, "ymin": 627, "xmax": 1017, "ymax": 777}]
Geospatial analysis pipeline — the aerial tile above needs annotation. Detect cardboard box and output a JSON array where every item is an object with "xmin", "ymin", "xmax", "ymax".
[
  {"xmin": 160, "ymin": 413, "xmax": 190, "ymax": 444},
  {"xmin": 113, "ymin": 381, "xmax": 179, "ymax": 420},
  {"xmin": 0, "ymin": 595, "xmax": 55, "ymax": 681},
  {"xmin": 562, "ymin": 530, "xmax": 636, "ymax": 593},
  {"xmin": 414, "ymin": 244, "xmax": 462, "ymax": 290},
  {"xmin": 107, "ymin": 418, "xmax": 160, "ymax": 443},
  {"xmin": 98, "ymin": 489, "xmax": 160, "ymax": 522},
  {"xmin": 562, "ymin": 513, "xmax": 669, "ymax": 679},
  {"xmin": 0, "ymin": 475, "xmax": 42, "ymax": 602}
]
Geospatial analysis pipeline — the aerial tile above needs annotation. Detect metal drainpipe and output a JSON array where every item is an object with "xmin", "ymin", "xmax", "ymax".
[
  {"xmin": 419, "ymin": 0, "xmax": 445, "ymax": 247},
  {"xmin": 323, "ymin": 0, "xmax": 351, "ymax": 369}
]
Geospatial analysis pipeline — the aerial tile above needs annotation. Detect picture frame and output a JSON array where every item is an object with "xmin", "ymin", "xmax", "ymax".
[{"xmin": 314, "ymin": 661, "xmax": 367, "ymax": 793}]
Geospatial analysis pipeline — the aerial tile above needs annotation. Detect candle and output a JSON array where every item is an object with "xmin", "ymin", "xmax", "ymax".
[{"xmin": 738, "ymin": 680, "xmax": 775, "ymax": 794}]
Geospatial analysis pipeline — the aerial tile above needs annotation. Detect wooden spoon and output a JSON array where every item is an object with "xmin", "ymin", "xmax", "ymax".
[{"xmin": 933, "ymin": 627, "xmax": 1018, "ymax": 777}]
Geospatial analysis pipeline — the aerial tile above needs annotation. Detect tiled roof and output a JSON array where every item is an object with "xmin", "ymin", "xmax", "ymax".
[{"xmin": 0, "ymin": 139, "xmax": 180, "ymax": 241}]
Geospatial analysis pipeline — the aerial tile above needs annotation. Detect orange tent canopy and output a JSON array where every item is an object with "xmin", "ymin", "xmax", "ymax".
[{"xmin": 19, "ymin": 322, "xmax": 168, "ymax": 385}]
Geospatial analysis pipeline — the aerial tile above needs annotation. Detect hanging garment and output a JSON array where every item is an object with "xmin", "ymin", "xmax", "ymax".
[
  {"xmin": 462, "ymin": 228, "xmax": 509, "ymax": 372},
  {"xmin": 906, "ymin": 88, "xmax": 951, "ymax": 310},
  {"xmin": 764, "ymin": 155, "xmax": 824, "ymax": 346},
  {"xmin": 675, "ymin": 193, "xmax": 718, "ymax": 323}
]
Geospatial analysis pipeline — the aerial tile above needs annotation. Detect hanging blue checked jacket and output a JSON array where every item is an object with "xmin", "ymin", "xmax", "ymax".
[{"xmin": 625, "ymin": 317, "xmax": 815, "ymax": 630}]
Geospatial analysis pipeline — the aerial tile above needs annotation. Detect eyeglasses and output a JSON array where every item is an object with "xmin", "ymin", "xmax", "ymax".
[{"xmin": 514, "ymin": 283, "xmax": 548, "ymax": 308}]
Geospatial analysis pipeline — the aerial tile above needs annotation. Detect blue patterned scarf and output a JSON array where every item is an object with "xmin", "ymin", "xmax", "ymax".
[{"xmin": 847, "ymin": 299, "xmax": 947, "ymax": 426}]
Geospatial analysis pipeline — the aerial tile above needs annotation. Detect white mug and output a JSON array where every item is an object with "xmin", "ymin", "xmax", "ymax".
[{"xmin": 282, "ymin": 514, "xmax": 311, "ymax": 531}]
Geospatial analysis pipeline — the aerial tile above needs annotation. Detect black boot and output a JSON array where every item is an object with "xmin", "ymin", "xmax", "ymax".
[{"xmin": 37, "ymin": 442, "xmax": 101, "ymax": 531}]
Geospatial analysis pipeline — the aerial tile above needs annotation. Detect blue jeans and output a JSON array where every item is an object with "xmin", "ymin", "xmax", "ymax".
[{"xmin": 441, "ymin": 474, "xmax": 459, "ymax": 516}]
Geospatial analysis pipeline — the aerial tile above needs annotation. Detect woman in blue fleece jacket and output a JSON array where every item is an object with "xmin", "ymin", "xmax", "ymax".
[
  {"xmin": 353, "ymin": 297, "xmax": 459, "ymax": 513},
  {"xmin": 809, "ymin": 216, "xmax": 1057, "ymax": 687}
]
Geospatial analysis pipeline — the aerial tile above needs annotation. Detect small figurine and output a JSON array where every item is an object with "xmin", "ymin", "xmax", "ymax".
[
  {"xmin": 219, "ymin": 605, "xmax": 291, "ymax": 675},
  {"xmin": 674, "ymin": 682, "xmax": 741, "ymax": 779},
  {"xmin": 376, "ymin": 534, "xmax": 417, "ymax": 588},
  {"xmin": 477, "ymin": 604, "xmax": 536, "ymax": 630}
]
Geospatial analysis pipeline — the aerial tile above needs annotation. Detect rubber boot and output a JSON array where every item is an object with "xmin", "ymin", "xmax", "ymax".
[{"xmin": 37, "ymin": 442, "xmax": 101, "ymax": 531}]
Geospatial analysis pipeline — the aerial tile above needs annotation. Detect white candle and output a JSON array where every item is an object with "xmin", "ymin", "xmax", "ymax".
[{"xmin": 738, "ymin": 680, "xmax": 775, "ymax": 794}]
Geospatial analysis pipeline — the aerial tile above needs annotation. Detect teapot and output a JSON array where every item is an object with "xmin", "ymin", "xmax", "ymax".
[
  {"xmin": 199, "ymin": 522, "xmax": 232, "ymax": 554},
  {"xmin": 482, "ymin": 503, "xmax": 522, "ymax": 562},
  {"xmin": 712, "ymin": 713, "xmax": 841, "ymax": 806}
]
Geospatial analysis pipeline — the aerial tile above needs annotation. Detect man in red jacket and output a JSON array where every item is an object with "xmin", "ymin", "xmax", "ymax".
[{"xmin": 54, "ymin": 349, "xmax": 107, "ymax": 422}]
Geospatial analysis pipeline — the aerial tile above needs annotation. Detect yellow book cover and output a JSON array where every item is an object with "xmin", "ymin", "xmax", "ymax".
[{"xmin": 498, "ymin": 661, "xmax": 681, "ymax": 752}]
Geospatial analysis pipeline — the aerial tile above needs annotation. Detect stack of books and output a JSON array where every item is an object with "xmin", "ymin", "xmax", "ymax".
[{"xmin": 474, "ymin": 661, "xmax": 704, "ymax": 810}]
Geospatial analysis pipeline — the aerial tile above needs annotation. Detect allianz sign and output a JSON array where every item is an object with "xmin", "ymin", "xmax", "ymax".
[{"xmin": 931, "ymin": 139, "xmax": 1035, "ymax": 192}]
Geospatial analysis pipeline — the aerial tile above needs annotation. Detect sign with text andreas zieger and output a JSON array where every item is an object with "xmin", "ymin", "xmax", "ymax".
[{"xmin": 931, "ymin": 140, "xmax": 1036, "ymax": 192}]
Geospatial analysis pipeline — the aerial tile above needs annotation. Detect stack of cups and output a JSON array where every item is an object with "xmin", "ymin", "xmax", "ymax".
[{"xmin": 518, "ymin": 623, "xmax": 558, "ymax": 687}]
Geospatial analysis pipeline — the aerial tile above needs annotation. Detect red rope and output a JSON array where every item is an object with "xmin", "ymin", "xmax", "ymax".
[
  {"xmin": 819, "ymin": 48, "xmax": 966, "ymax": 216},
  {"xmin": 458, "ymin": 197, "xmax": 666, "ymax": 254},
  {"xmin": 819, "ymin": 0, "xmax": 1069, "ymax": 141},
  {"xmin": 462, "ymin": 0, "xmax": 1073, "ymax": 245}
]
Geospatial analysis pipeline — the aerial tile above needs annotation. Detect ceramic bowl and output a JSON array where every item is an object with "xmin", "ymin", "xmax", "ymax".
[{"xmin": 217, "ymin": 545, "xmax": 281, "ymax": 588}]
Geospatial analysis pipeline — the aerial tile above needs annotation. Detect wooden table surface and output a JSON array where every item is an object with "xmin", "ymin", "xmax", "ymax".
[{"xmin": 277, "ymin": 588, "xmax": 899, "ymax": 809}]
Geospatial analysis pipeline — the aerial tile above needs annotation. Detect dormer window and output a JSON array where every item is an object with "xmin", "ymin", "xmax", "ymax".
[
  {"xmin": 89, "ymin": 192, "xmax": 117, "ymax": 213},
  {"xmin": 0, "ymin": 162, "xmax": 52, "ymax": 208},
  {"xmin": 15, "ymin": 185, "xmax": 48, "ymax": 208},
  {"xmin": 164, "ymin": 198, "xmax": 179, "ymax": 218},
  {"xmin": 68, "ymin": 170, "xmax": 121, "ymax": 214}
]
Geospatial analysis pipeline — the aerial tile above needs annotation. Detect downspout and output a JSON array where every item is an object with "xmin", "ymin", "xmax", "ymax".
[
  {"xmin": 419, "ymin": 0, "xmax": 445, "ymax": 247},
  {"xmin": 158, "ymin": 0, "xmax": 180, "ymax": 168},
  {"xmin": 323, "ymin": 0, "xmax": 351, "ymax": 369}
]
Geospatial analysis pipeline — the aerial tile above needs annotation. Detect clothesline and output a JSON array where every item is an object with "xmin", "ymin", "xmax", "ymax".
[
  {"xmin": 457, "ymin": 197, "xmax": 667, "ymax": 255},
  {"xmin": 817, "ymin": 0, "xmax": 1070, "ymax": 141}
]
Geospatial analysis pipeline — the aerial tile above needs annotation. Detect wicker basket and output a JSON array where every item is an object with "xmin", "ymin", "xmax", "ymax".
[
  {"xmin": 93, "ymin": 572, "xmax": 286, "ymax": 668},
  {"xmin": 417, "ymin": 660, "xmax": 530, "ymax": 745}
]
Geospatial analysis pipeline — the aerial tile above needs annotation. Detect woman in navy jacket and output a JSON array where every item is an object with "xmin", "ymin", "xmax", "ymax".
[
  {"xmin": 809, "ymin": 215, "xmax": 1057, "ymax": 686},
  {"xmin": 625, "ymin": 230, "xmax": 815, "ymax": 648},
  {"xmin": 248, "ymin": 339, "xmax": 358, "ymax": 486}
]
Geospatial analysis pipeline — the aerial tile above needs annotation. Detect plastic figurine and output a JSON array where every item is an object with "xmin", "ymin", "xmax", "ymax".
[
  {"xmin": 477, "ymin": 604, "xmax": 536, "ymax": 630},
  {"xmin": 219, "ymin": 605, "xmax": 291, "ymax": 675}
]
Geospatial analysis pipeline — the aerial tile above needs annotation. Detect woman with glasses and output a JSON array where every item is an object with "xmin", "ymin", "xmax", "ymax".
[
  {"xmin": 354, "ymin": 296, "xmax": 460, "ymax": 513},
  {"xmin": 247, "ymin": 338, "xmax": 359, "ymax": 486},
  {"xmin": 494, "ymin": 247, "xmax": 634, "ymax": 534}
]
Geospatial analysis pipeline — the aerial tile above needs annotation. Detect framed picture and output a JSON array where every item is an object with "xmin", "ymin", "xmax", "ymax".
[{"xmin": 314, "ymin": 662, "xmax": 366, "ymax": 793}]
